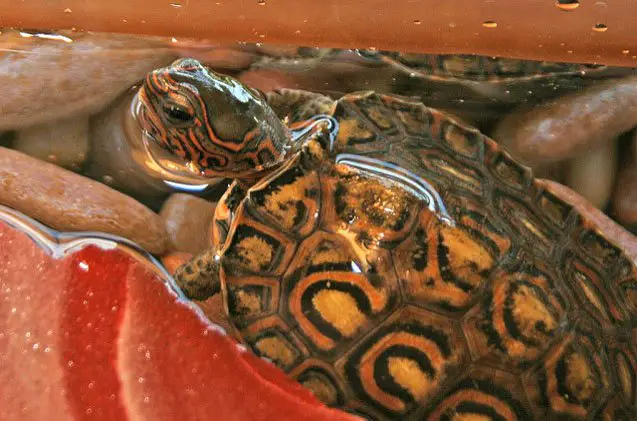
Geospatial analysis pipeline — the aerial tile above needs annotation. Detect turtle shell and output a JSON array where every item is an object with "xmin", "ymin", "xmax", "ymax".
[
  {"xmin": 211, "ymin": 91, "xmax": 637, "ymax": 420},
  {"xmin": 369, "ymin": 52, "xmax": 636, "ymax": 123}
]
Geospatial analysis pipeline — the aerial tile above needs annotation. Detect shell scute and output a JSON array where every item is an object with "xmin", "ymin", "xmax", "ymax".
[
  {"xmin": 222, "ymin": 214, "xmax": 297, "ymax": 276},
  {"xmin": 522, "ymin": 326, "xmax": 613, "ymax": 419},
  {"xmin": 534, "ymin": 186, "xmax": 576, "ymax": 229},
  {"xmin": 281, "ymin": 230, "xmax": 400, "ymax": 356},
  {"xmin": 395, "ymin": 212, "xmax": 495, "ymax": 313},
  {"xmin": 242, "ymin": 314, "xmax": 309, "ymax": 371},
  {"xmin": 290, "ymin": 360, "xmax": 347, "ymax": 407},
  {"xmin": 462, "ymin": 258, "xmax": 570, "ymax": 372},
  {"xmin": 332, "ymin": 94, "xmax": 394, "ymax": 155},
  {"xmin": 492, "ymin": 190, "xmax": 559, "ymax": 258},
  {"xmin": 223, "ymin": 273, "xmax": 280, "ymax": 328},
  {"xmin": 562, "ymin": 250, "xmax": 631, "ymax": 329},
  {"xmin": 247, "ymin": 153, "xmax": 321, "ymax": 238},
  {"xmin": 485, "ymin": 145, "xmax": 534, "ymax": 192},
  {"xmin": 335, "ymin": 305, "xmax": 469, "ymax": 419},
  {"xmin": 437, "ymin": 117, "xmax": 484, "ymax": 159},
  {"xmin": 420, "ymin": 366, "xmax": 534, "ymax": 421}
]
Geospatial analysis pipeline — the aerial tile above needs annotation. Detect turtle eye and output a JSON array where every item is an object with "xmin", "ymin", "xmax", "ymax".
[{"xmin": 163, "ymin": 104, "xmax": 195, "ymax": 124}]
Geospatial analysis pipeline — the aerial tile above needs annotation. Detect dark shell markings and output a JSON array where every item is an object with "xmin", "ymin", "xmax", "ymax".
[{"xmin": 131, "ymin": 58, "xmax": 637, "ymax": 421}]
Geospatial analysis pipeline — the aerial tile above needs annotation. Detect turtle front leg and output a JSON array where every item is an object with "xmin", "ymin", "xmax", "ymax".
[{"xmin": 173, "ymin": 247, "xmax": 221, "ymax": 301}]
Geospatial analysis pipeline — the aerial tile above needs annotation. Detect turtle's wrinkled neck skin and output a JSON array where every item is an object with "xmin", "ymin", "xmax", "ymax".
[{"xmin": 136, "ymin": 58, "xmax": 290, "ymax": 179}]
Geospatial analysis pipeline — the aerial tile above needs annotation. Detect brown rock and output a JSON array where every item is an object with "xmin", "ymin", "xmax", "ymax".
[
  {"xmin": 494, "ymin": 77, "xmax": 637, "ymax": 165},
  {"xmin": 0, "ymin": 147, "xmax": 167, "ymax": 254},
  {"xmin": 612, "ymin": 164, "xmax": 637, "ymax": 228},
  {"xmin": 565, "ymin": 139, "xmax": 618, "ymax": 210},
  {"xmin": 160, "ymin": 194, "xmax": 216, "ymax": 255},
  {"xmin": 538, "ymin": 179, "xmax": 637, "ymax": 264},
  {"xmin": 0, "ymin": 29, "xmax": 176, "ymax": 131},
  {"xmin": 14, "ymin": 115, "xmax": 89, "ymax": 171}
]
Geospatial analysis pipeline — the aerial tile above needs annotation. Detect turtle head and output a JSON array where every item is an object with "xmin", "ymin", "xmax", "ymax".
[{"xmin": 137, "ymin": 58, "xmax": 290, "ymax": 178}]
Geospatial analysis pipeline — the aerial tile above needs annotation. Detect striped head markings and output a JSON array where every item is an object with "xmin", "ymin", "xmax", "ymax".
[{"xmin": 137, "ymin": 58, "xmax": 290, "ymax": 178}]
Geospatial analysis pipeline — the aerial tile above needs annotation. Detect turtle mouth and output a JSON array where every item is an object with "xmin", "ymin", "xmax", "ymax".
[{"xmin": 135, "ymin": 84, "xmax": 168, "ymax": 147}]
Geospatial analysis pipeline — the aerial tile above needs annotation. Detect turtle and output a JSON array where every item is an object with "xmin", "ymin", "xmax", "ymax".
[
  {"xmin": 135, "ymin": 57, "xmax": 637, "ymax": 420},
  {"xmin": 354, "ymin": 51, "xmax": 637, "ymax": 123}
]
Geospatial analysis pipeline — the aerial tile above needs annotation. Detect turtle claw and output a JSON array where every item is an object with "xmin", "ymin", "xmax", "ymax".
[{"xmin": 174, "ymin": 248, "xmax": 221, "ymax": 301}]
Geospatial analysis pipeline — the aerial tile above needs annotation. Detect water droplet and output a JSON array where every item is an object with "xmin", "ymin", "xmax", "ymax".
[
  {"xmin": 102, "ymin": 175, "xmax": 115, "ymax": 185},
  {"xmin": 257, "ymin": 0, "xmax": 266, "ymax": 4},
  {"xmin": 593, "ymin": 1, "xmax": 608, "ymax": 10},
  {"xmin": 145, "ymin": 351, "xmax": 151, "ymax": 360},
  {"xmin": 86, "ymin": 407, "xmax": 93, "ymax": 415},
  {"xmin": 623, "ymin": 49, "xmax": 630, "ymax": 54},
  {"xmin": 78, "ymin": 261, "xmax": 89, "ymax": 271},
  {"xmin": 67, "ymin": 360, "xmax": 75, "ymax": 368},
  {"xmin": 555, "ymin": 0, "xmax": 579, "ymax": 11},
  {"xmin": 413, "ymin": 20, "xmax": 422, "ymax": 25},
  {"xmin": 482, "ymin": 21, "xmax": 498, "ymax": 29},
  {"xmin": 138, "ymin": 377, "xmax": 145, "ymax": 384},
  {"xmin": 169, "ymin": 2, "xmax": 182, "ymax": 7},
  {"xmin": 593, "ymin": 23, "xmax": 608, "ymax": 32},
  {"xmin": 143, "ymin": 396, "xmax": 151, "ymax": 404},
  {"xmin": 25, "ymin": 332, "xmax": 31, "ymax": 339},
  {"xmin": 88, "ymin": 381, "xmax": 95, "ymax": 389},
  {"xmin": 64, "ymin": 8, "xmax": 73, "ymax": 13},
  {"xmin": 171, "ymin": 37, "xmax": 178, "ymax": 43},
  {"xmin": 10, "ymin": 307, "xmax": 16, "ymax": 314}
]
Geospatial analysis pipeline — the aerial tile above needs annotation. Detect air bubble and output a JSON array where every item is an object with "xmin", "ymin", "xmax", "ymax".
[
  {"xmin": 169, "ymin": 2, "xmax": 182, "ymax": 7},
  {"xmin": 413, "ymin": 20, "xmax": 422, "ymax": 25},
  {"xmin": 593, "ymin": 23, "xmax": 608, "ymax": 32},
  {"xmin": 623, "ymin": 49, "xmax": 630, "ymax": 55},
  {"xmin": 257, "ymin": 0, "xmax": 266, "ymax": 4},
  {"xmin": 482, "ymin": 21, "xmax": 498, "ymax": 29},
  {"xmin": 64, "ymin": 8, "xmax": 73, "ymax": 13},
  {"xmin": 555, "ymin": 0, "xmax": 579, "ymax": 11}
]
